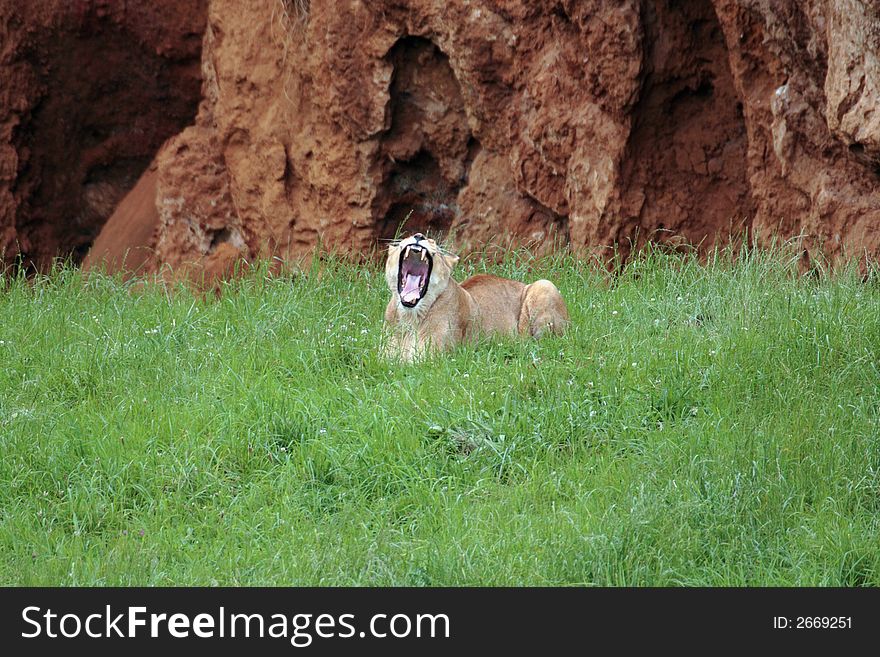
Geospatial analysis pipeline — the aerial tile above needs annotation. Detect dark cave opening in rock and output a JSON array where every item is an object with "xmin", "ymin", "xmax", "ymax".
[
  {"xmin": 613, "ymin": 0, "xmax": 753, "ymax": 257},
  {"xmin": 8, "ymin": 3, "xmax": 207, "ymax": 271},
  {"xmin": 373, "ymin": 35, "xmax": 474, "ymax": 243},
  {"xmin": 375, "ymin": 150, "xmax": 459, "ymax": 241}
]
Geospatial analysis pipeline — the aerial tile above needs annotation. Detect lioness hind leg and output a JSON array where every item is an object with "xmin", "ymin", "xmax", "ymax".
[{"xmin": 519, "ymin": 279, "xmax": 570, "ymax": 338}]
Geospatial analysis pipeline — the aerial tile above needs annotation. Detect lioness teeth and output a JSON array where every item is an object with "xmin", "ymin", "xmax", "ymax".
[{"xmin": 420, "ymin": 250, "xmax": 426, "ymax": 261}]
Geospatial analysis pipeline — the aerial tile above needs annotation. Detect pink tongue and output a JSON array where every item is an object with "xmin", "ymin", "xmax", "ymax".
[{"xmin": 401, "ymin": 273, "xmax": 422, "ymax": 303}]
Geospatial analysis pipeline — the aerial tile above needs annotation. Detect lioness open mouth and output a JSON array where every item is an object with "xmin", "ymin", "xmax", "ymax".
[{"xmin": 397, "ymin": 243, "xmax": 433, "ymax": 307}]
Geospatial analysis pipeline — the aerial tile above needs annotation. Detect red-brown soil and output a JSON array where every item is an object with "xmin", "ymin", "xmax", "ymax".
[
  {"xmin": 4, "ymin": 0, "xmax": 880, "ymax": 274},
  {"xmin": 0, "ymin": 0, "xmax": 205, "ymax": 270}
]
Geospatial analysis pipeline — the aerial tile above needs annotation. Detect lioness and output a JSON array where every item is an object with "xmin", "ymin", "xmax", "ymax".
[{"xmin": 383, "ymin": 233, "xmax": 570, "ymax": 361}]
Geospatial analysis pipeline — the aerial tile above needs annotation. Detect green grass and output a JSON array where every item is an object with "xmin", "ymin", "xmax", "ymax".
[{"xmin": 1, "ymin": 247, "xmax": 879, "ymax": 585}]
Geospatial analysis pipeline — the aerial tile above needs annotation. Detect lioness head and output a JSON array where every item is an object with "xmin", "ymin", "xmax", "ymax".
[{"xmin": 385, "ymin": 233, "xmax": 459, "ymax": 312}]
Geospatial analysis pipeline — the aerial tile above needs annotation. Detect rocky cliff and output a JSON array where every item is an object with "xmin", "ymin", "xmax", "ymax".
[
  {"xmin": 0, "ymin": 0, "xmax": 206, "ymax": 271},
  {"xmin": 2, "ymin": 0, "xmax": 880, "ymax": 274}
]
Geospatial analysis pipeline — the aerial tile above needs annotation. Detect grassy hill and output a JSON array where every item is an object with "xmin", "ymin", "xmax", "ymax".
[{"xmin": 2, "ymin": 247, "xmax": 878, "ymax": 585}]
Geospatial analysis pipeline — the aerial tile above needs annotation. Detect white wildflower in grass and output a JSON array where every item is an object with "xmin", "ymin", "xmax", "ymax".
[{"xmin": 612, "ymin": 310, "xmax": 619, "ymax": 316}]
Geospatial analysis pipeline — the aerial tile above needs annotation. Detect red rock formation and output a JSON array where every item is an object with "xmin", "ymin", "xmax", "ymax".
[
  {"xmin": 0, "ymin": 0, "xmax": 206, "ymax": 270},
  {"xmin": 715, "ymin": 0, "xmax": 880, "ymax": 268},
  {"xmin": 81, "ymin": 166, "xmax": 159, "ymax": 274},
  {"xmin": 4, "ymin": 0, "xmax": 880, "ymax": 274}
]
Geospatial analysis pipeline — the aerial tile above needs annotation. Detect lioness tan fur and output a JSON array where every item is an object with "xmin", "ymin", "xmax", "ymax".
[{"xmin": 383, "ymin": 234, "xmax": 570, "ymax": 361}]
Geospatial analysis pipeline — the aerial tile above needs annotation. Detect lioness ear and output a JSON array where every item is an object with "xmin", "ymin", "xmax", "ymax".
[{"xmin": 444, "ymin": 253, "xmax": 459, "ymax": 268}]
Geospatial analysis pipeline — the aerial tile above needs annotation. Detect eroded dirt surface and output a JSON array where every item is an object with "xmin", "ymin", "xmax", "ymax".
[
  {"xmin": 0, "ymin": 0, "xmax": 206, "ymax": 270},
  {"xmin": 4, "ymin": 1, "xmax": 880, "ymax": 273}
]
